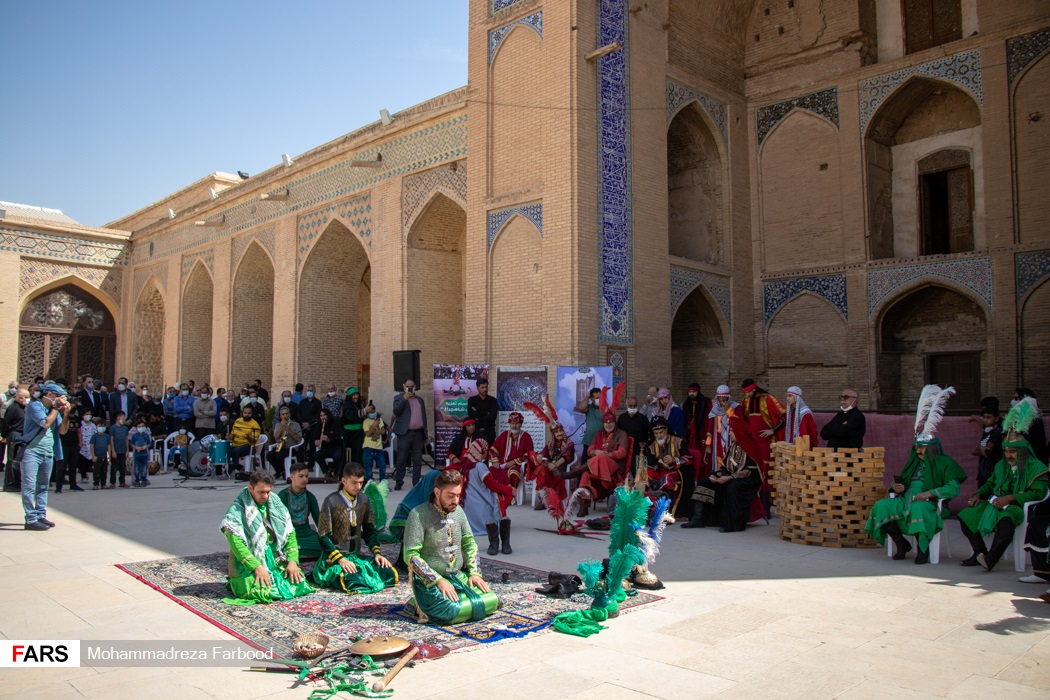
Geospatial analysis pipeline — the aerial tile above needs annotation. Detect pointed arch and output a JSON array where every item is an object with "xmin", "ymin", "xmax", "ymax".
[
  {"xmin": 231, "ymin": 241, "xmax": 274, "ymax": 389},
  {"xmin": 19, "ymin": 273, "xmax": 120, "ymax": 323},
  {"xmin": 1021, "ymin": 278, "xmax": 1050, "ymax": 391},
  {"xmin": 488, "ymin": 211, "xmax": 541, "ymax": 251},
  {"xmin": 1014, "ymin": 51, "xmax": 1050, "ymax": 244},
  {"xmin": 668, "ymin": 101, "xmax": 725, "ymax": 265},
  {"xmin": 489, "ymin": 22, "xmax": 544, "ymax": 194},
  {"xmin": 671, "ymin": 284, "xmax": 729, "ymax": 399},
  {"xmin": 18, "ymin": 282, "xmax": 117, "ymax": 384},
  {"xmin": 489, "ymin": 214, "xmax": 543, "ymax": 364},
  {"xmin": 180, "ymin": 261, "xmax": 214, "ymax": 384},
  {"xmin": 133, "ymin": 278, "xmax": 166, "ymax": 390}
]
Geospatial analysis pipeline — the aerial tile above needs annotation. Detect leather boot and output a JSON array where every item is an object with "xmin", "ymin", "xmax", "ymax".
[
  {"xmin": 499, "ymin": 519, "xmax": 512, "ymax": 555},
  {"xmin": 959, "ymin": 520, "xmax": 986, "ymax": 566},
  {"xmin": 883, "ymin": 520, "xmax": 912, "ymax": 560},
  {"xmin": 980, "ymin": 520, "xmax": 1015, "ymax": 571},
  {"xmin": 681, "ymin": 501, "xmax": 705, "ymax": 528},
  {"xmin": 485, "ymin": 522, "xmax": 499, "ymax": 556}
]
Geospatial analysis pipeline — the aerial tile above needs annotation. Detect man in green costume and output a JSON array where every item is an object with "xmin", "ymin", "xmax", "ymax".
[
  {"xmin": 220, "ymin": 469, "xmax": 314, "ymax": 604},
  {"xmin": 277, "ymin": 462, "xmax": 321, "ymax": 561},
  {"xmin": 403, "ymin": 468, "xmax": 499, "ymax": 624},
  {"xmin": 959, "ymin": 436, "xmax": 1049, "ymax": 571},
  {"xmin": 313, "ymin": 462, "xmax": 398, "ymax": 593},
  {"xmin": 866, "ymin": 437, "xmax": 966, "ymax": 564}
]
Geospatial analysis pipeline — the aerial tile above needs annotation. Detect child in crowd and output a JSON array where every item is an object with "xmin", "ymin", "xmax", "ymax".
[
  {"xmin": 168, "ymin": 427, "xmax": 191, "ymax": 470},
  {"xmin": 89, "ymin": 420, "xmax": 112, "ymax": 490},
  {"xmin": 109, "ymin": 411, "xmax": 131, "ymax": 488},
  {"xmin": 973, "ymin": 405, "xmax": 1003, "ymax": 488},
  {"xmin": 129, "ymin": 420, "xmax": 152, "ymax": 487},
  {"xmin": 361, "ymin": 402, "xmax": 388, "ymax": 482},
  {"xmin": 78, "ymin": 410, "xmax": 98, "ymax": 483}
]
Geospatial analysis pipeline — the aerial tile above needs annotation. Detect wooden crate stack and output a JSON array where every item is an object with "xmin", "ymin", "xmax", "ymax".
[{"xmin": 772, "ymin": 440, "xmax": 885, "ymax": 548}]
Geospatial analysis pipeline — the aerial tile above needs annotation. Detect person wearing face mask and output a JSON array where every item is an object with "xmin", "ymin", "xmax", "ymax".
[
  {"xmin": 129, "ymin": 420, "xmax": 153, "ymax": 487},
  {"xmin": 0, "ymin": 381, "xmax": 18, "ymax": 478},
  {"xmin": 298, "ymin": 385, "xmax": 323, "ymax": 466},
  {"xmin": 76, "ymin": 410, "xmax": 98, "ymax": 485},
  {"xmin": 646, "ymin": 417, "xmax": 694, "ymax": 519},
  {"xmin": 89, "ymin": 419, "xmax": 113, "ymax": 490},
  {"xmin": 360, "ymin": 401, "xmax": 386, "ymax": 481},
  {"xmin": 162, "ymin": 387, "xmax": 178, "ymax": 433},
  {"xmin": 193, "ymin": 387, "xmax": 217, "ymax": 439},
  {"xmin": 617, "ymin": 396, "xmax": 652, "ymax": 459},
  {"xmin": 173, "ymin": 384, "xmax": 195, "ymax": 431},
  {"xmin": 820, "ymin": 389, "xmax": 867, "ymax": 449},
  {"xmin": 574, "ymin": 387, "xmax": 604, "ymax": 450},
  {"xmin": 76, "ymin": 376, "xmax": 106, "ymax": 422},
  {"xmin": 341, "ymin": 388, "xmax": 365, "ymax": 466},
  {"xmin": 21, "ymin": 382, "xmax": 72, "ymax": 529},
  {"xmin": 277, "ymin": 390, "xmax": 299, "ymax": 422},
  {"xmin": 2, "ymin": 389, "xmax": 29, "ymax": 492},
  {"xmin": 241, "ymin": 390, "xmax": 268, "ymax": 423},
  {"xmin": 167, "ymin": 425, "xmax": 194, "ymax": 470},
  {"xmin": 322, "ymin": 385, "xmax": 344, "ymax": 424},
  {"xmin": 107, "ymin": 377, "xmax": 140, "ymax": 423}
]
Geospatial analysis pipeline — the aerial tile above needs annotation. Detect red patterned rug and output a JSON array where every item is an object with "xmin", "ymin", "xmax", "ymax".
[{"xmin": 117, "ymin": 545, "xmax": 663, "ymax": 658}]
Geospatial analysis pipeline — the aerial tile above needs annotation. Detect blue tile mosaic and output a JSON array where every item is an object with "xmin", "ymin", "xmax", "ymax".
[
  {"xmin": 297, "ymin": 194, "xmax": 372, "ymax": 266},
  {"xmin": 763, "ymin": 274, "xmax": 847, "ymax": 326},
  {"xmin": 859, "ymin": 49, "xmax": 982, "ymax": 134},
  {"xmin": 491, "ymin": 0, "xmax": 528, "ymax": 14},
  {"xmin": 1, "ymin": 226, "xmax": 128, "ymax": 267},
  {"xmin": 1016, "ymin": 250, "xmax": 1050, "ymax": 302},
  {"xmin": 1007, "ymin": 28, "xmax": 1050, "ymax": 86},
  {"xmin": 487, "ymin": 203, "xmax": 543, "ymax": 249},
  {"xmin": 756, "ymin": 88, "xmax": 839, "ymax": 147},
  {"xmin": 489, "ymin": 11, "xmax": 543, "ymax": 65},
  {"xmin": 181, "ymin": 249, "xmax": 214, "ymax": 283},
  {"xmin": 597, "ymin": 0, "xmax": 633, "ymax": 344},
  {"xmin": 402, "ymin": 163, "xmax": 467, "ymax": 227},
  {"xmin": 670, "ymin": 265, "xmax": 731, "ymax": 328},
  {"xmin": 666, "ymin": 80, "xmax": 728, "ymax": 145},
  {"xmin": 867, "ymin": 257, "xmax": 992, "ymax": 316}
]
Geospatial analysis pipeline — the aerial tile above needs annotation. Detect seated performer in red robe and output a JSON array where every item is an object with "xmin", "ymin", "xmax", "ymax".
[
  {"xmin": 646, "ymin": 417, "xmax": 693, "ymax": 518},
  {"xmin": 578, "ymin": 383, "xmax": 629, "ymax": 509},
  {"xmin": 446, "ymin": 419, "xmax": 480, "ymax": 465},
  {"xmin": 488, "ymin": 412, "xmax": 533, "ymax": 491}
]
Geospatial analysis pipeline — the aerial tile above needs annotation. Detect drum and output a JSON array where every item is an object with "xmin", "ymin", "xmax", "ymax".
[
  {"xmin": 187, "ymin": 451, "xmax": 210, "ymax": 476},
  {"xmin": 209, "ymin": 439, "xmax": 230, "ymax": 466},
  {"xmin": 199, "ymin": 434, "xmax": 217, "ymax": 448}
]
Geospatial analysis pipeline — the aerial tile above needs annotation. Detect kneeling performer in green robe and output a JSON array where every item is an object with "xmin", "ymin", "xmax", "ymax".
[
  {"xmin": 277, "ymin": 462, "xmax": 322, "ymax": 561},
  {"xmin": 221, "ymin": 469, "xmax": 315, "ymax": 604},
  {"xmin": 313, "ymin": 462, "xmax": 398, "ymax": 594},
  {"xmin": 403, "ymin": 468, "xmax": 499, "ymax": 624}
]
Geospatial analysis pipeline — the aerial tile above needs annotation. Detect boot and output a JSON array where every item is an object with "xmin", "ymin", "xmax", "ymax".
[
  {"xmin": 980, "ymin": 521, "xmax": 1015, "ymax": 571},
  {"xmin": 883, "ymin": 521, "xmax": 911, "ymax": 560},
  {"xmin": 681, "ymin": 501, "xmax": 705, "ymax": 528},
  {"xmin": 499, "ymin": 519, "xmax": 512, "ymax": 555},
  {"xmin": 959, "ymin": 520, "xmax": 987, "ymax": 566},
  {"xmin": 485, "ymin": 522, "xmax": 499, "ymax": 556}
]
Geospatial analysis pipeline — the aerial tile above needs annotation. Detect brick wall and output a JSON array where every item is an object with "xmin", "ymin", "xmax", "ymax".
[
  {"xmin": 668, "ymin": 104, "xmax": 723, "ymax": 264},
  {"xmin": 1022, "ymin": 280, "xmax": 1050, "ymax": 391},
  {"xmin": 231, "ymin": 243, "xmax": 274, "ymax": 389},
  {"xmin": 489, "ymin": 216, "xmax": 543, "ymax": 365},
  {"xmin": 767, "ymin": 293, "xmax": 848, "ymax": 410},
  {"xmin": 671, "ymin": 286, "xmax": 730, "ymax": 398},
  {"xmin": 180, "ymin": 264, "xmax": 213, "ymax": 384},
  {"xmin": 132, "ymin": 283, "xmax": 164, "ymax": 389},
  {"xmin": 489, "ymin": 27, "xmax": 544, "ymax": 196},
  {"xmin": 1016, "ymin": 53, "xmax": 1050, "ymax": 244}
]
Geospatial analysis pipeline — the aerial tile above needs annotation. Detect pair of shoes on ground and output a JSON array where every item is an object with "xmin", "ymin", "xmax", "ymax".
[{"xmin": 25, "ymin": 517, "xmax": 56, "ymax": 531}]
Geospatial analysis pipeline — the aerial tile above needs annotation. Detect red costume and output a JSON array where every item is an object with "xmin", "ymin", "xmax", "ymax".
[
  {"xmin": 784, "ymin": 387, "xmax": 819, "ymax": 447},
  {"xmin": 489, "ymin": 424, "xmax": 533, "ymax": 490},
  {"xmin": 528, "ymin": 437, "xmax": 576, "ymax": 501},
  {"xmin": 741, "ymin": 384, "xmax": 785, "ymax": 493},
  {"xmin": 682, "ymin": 385, "xmax": 712, "ymax": 453}
]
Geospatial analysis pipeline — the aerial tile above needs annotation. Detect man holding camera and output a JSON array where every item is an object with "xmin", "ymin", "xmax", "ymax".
[
  {"xmin": 22, "ymin": 382, "xmax": 72, "ymax": 530},
  {"xmin": 392, "ymin": 380, "xmax": 427, "ymax": 490}
]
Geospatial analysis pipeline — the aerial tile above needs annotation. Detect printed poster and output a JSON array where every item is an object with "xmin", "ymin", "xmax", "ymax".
[
  {"xmin": 555, "ymin": 366, "xmax": 613, "ymax": 459},
  {"xmin": 433, "ymin": 364, "xmax": 489, "ymax": 464},
  {"xmin": 495, "ymin": 366, "xmax": 549, "ymax": 453}
]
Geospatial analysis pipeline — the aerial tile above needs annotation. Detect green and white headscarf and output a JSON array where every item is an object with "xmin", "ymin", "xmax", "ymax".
[{"xmin": 221, "ymin": 487, "xmax": 293, "ymax": 564}]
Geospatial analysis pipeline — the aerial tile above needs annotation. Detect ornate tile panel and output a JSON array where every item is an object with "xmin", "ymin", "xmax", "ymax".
[
  {"xmin": 1008, "ymin": 28, "xmax": 1050, "ymax": 86},
  {"xmin": 867, "ymin": 257, "xmax": 992, "ymax": 316},
  {"xmin": 670, "ymin": 265, "xmax": 731, "ymax": 327},
  {"xmin": 491, "ymin": 0, "xmax": 527, "ymax": 14},
  {"xmin": 402, "ymin": 163, "xmax": 467, "ymax": 227},
  {"xmin": 859, "ymin": 49, "xmax": 983, "ymax": 134},
  {"xmin": 1, "ymin": 226, "xmax": 128, "ymax": 266},
  {"xmin": 1016, "ymin": 250, "xmax": 1050, "ymax": 302},
  {"xmin": 133, "ymin": 262, "xmax": 168, "ymax": 302},
  {"xmin": 489, "ymin": 11, "xmax": 543, "ymax": 64},
  {"xmin": 131, "ymin": 115, "xmax": 467, "ymax": 265},
  {"xmin": 297, "ymin": 194, "xmax": 371, "ymax": 267},
  {"xmin": 20, "ymin": 258, "xmax": 123, "ymax": 305},
  {"xmin": 756, "ymin": 88, "xmax": 839, "ymax": 147},
  {"xmin": 763, "ymin": 274, "xmax": 847, "ymax": 326},
  {"xmin": 597, "ymin": 0, "xmax": 633, "ymax": 344},
  {"xmin": 180, "ymin": 249, "xmax": 214, "ymax": 284},
  {"xmin": 487, "ymin": 202, "xmax": 543, "ymax": 248},
  {"xmin": 666, "ymin": 80, "xmax": 728, "ymax": 144}
]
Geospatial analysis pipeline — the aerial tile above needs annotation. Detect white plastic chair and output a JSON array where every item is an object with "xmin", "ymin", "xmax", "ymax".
[
  {"xmin": 240, "ymin": 434, "xmax": 268, "ymax": 475},
  {"xmin": 384, "ymin": 434, "xmax": 396, "ymax": 478},
  {"xmin": 269, "ymin": 436, "xmax": 305, "ymax": 480},
  {"xmin": 979, "ymin": 490, "xmax": 1050, "ymax": 572},
  {"xmin": 163, "ymin": 432, "xmax": 196, "ymax": 471},
  {"xmin": 885, "ymin": 495, "xmax": 951, "ymax": 564}
]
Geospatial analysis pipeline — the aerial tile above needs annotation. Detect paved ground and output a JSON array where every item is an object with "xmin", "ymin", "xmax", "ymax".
[{"xmin": 1, "ymin": 471, "xmax": 1049, "ymax": 699}]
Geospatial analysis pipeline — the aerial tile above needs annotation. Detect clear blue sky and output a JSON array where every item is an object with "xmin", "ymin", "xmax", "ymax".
[{"xmin": 0, "ymin": 1, "xmax": 468, "ymax": 227}]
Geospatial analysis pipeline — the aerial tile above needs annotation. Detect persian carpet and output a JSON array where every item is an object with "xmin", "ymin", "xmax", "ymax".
[{"xmin": 117, "ymin": 545, "xmax": 663, "ymax": 658}]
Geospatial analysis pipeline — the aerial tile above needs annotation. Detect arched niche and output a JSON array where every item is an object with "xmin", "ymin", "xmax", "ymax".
[
  {"xmin": 19, "ymin": 283, "xmax": 116, "ymax": 384},
  {"xmin": 180, "ymin": 262, "xmax": 213, "ymax": 384},
  {"xmin": 766, "ymin": 293, "xmax": 847, "ymax": 410},
  {"xmin": 671, "ymin": 284, "xmax": 728, "ymax": 399},
  {"xmin": 133, "ymin": 280, "xmax": 165, "ymax": 390},
  {"xmin": 232, "ymin": 242, "xmax": 275, "ymax": 389},
  {"xmin": 489, "ymin": 215, "xmax": 543, "ymax": 365},
  {"xmin": 668, "ymin": 102, "xmax": 724, "ymax": 265}
]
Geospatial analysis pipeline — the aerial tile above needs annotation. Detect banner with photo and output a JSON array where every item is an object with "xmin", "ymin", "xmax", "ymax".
[
  {"xmin": 495, "ymin": 366, "xmax": 549, "ymax": 453},
  {"xmin": 555, "ymin": 366, "xmax": 613, "ymax": 458},
  {"xmin": 433, "ymin": 364, "xmax": 490, "ymax": 464}
]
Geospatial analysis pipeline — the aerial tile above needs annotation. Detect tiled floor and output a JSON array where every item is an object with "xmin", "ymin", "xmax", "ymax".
[{"xmin": 2, "ymin": 473, "xmax": 1048, "ymax": 698}]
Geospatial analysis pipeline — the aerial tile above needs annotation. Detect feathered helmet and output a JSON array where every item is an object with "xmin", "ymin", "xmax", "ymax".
[
  {"xmin": 523, "ymin": 394, "xmax": 563, "ymax": 433},
  {"xmin": 913, "ymin": 384, "xmax": 955, "ymax": 445},
  {"xmin": 1002, "ymin": 397, "xmax": 1041, "ymax": 449},
  {"xmin": 599, "ymin": 382, "xmax": 626, "ymax": 422}
]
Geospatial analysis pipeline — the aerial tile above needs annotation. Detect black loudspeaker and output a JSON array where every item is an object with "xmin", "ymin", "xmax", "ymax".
[{"xmin": 393, "ymin": 350, "xmax": 421, "ymax": 389}]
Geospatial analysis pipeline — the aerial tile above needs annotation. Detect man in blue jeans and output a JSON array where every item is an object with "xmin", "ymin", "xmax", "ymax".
[{"xmin": 21, "ymin": 382, "xmax": 72, "ymax": 530}]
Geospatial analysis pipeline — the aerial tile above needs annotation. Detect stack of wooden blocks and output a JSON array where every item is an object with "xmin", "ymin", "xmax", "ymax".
[{"xmin": 772, "ymin": 437, "xmax": 885, "ymax": 548}]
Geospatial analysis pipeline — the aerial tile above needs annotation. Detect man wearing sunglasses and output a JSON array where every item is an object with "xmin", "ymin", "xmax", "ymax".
[{"xmin": 820, "ymin": 389, "xmax": 866, "ymax": 449}]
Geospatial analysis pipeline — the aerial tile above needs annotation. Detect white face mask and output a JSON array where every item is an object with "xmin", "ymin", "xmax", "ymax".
[
  {"xmin": 33, "ymin": 391, "xmax": 42, "ymax": 399},
  {"xmin": 220, "ymin": 415, "xmax": 229, "ymax": 422},
  {"xmin": 83, "ymin": 415, "xmax": 92, "ymax": 423},
  {"xmin": 250, "ymin": 397, "xmax": 258, "ymax": 403},
  {"xmin": 98, "ymin": 427, "xmax": 107, "ymax": 433},
  {"xmin": 202, "ymin": 393, "xmax": 210, "ymax": 399},
  {"xmin": 138, "ymin": 426, "xmax": 147, "ymax": 433},
  {"xmin": 7, "ymin": 387, "xmax": 16, "ymax": 396},
  {"xmin": 283, "ymin": 397, "xmax": 291, "ymax": 403},
  {"xmin": 328, "ymin": 391, "xmax": 336, "ymax": 397},
  {"xmin": 181, "ymin": 390, "xmax": 190, "ymax": 397},
  {"xmin": 118, "ymin": 384, "xmax": 126, "ymax": 392},
  {"xmin": 86, "ymin": 383, "xmax": 94, "ymax": 390},
  {"xmin": 179, "ymin": 429, "xmax": 187, "ymax": 435},
  {"xmin": 626, "ymin": 407, "xmax": 638, "ymax": 415}
]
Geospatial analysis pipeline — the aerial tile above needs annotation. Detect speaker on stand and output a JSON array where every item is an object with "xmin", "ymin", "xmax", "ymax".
[{"xmin": 393, "ymin": 350, "xmax": 421, "ymax": 390}]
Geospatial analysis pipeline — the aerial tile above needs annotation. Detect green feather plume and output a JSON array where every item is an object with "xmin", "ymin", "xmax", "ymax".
[
  {"xmin": 1004, "ymin": 397, "xmax": 1041, "ymax": 437},
  {"xmin": 577, "ymin": 559, "xmax": 604, "ymax": 595},
  {"xmin": 608, "ymin": 545, "xmax": 645, "ymax": 603},
  {"xmin": 364, "ymin": 480, "xmax": 390, "ymax": 530},
  {"xmin": 608, "ymin": 487, "xmax": 651, "ymax": 557}
]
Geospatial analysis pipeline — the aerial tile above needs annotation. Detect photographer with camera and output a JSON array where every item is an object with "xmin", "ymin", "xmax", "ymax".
[
  {"xmin": 392, "ymin": 380, "xmax": 426, "ymax": 490},
  {"xmin": 21, "ymin": 382, "xmax": 72, "ymax": 530}
]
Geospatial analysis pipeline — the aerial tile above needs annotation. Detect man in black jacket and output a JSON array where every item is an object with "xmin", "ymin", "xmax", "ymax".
[
  {"xmin": 298, "ymin": 385, "xmax": 323, "ymax": 466},
  {"xmin": 820, "ymin": 388, "xmax": 866, "ymax": 449},
  {"xmin": 467, "ymin": 379, "xmax": 499, "ymax": 444},
  {"xmin": 2, "ymin": 389, "xmax": 28, "ymax": 491}
]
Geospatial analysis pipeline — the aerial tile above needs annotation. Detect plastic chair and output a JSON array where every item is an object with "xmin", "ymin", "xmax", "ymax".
[
  {"xmin": 163, "ymin": 432, "xmax": 196, "ymax": 470},
  {"xmin": 240, "ymin": 434, "xmax": 268, "ymax": 474},
  {"xmin": 885, "ymin": 495, "xmax": 951, "ymax": 564},
  {"xmin": 269, "ymin": 436, "xmax": 305, "ymax": 480},
  {"xmin": 979, "ymin": 491, "xmax": 1050, "ymax": 572}
]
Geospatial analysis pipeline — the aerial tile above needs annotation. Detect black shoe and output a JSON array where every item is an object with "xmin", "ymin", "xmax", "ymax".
[
  {"xmin": 70, "ymin": 485, "xmax": 84, "ymax": 492},
  {"xmin": 39, "ymin": 518, "xmax": 56, "ymax": 528},
  {"xmin": 54, "ymin": 489, "xmax": 62, "ymax": 494},
  {"xmin": 24, "ymin": 521, "xmax": 49, "ymax": 531},
  {"xmin": 499, "ymin": 519, "xmax": 512, "ymax": 555},
  {"xmin": 977, "ymin": 553, "xmax": 993, "ymax": 571},
  {"xmin": 960, "ymin": 555, "xmax": 982, "ymax": 567},
  {"xmin": 394, "ymin": 481, "xmax": 404, "ymax": 491},
  {"xmin": 681, "ymin": 503, "xmax": 705, "ymax": 529},
  {"xmin": 892, "ymin": 538, "xmax": 912, "ymax": 561},
  {"xmin": 914, "ymin": 549, "xmax": 929, "ymax": 565}
]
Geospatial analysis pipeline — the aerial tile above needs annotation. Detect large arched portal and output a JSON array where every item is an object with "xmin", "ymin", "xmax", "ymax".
[
  {"xmin": 231, "ymin": 242, "xmax": 274, "ymax": 389},
  {"xmin": 133, "ymin": 281, "xmax": 165, "ymax": 389},
  {"xmin": 671, "ymin": 286, "xmax": 728, "ymax": 399},
  {"xmin": 1022, "ymin": 280, "xmax": 1050, "ymax": 392},
  {"xmin": 180, "ymin": 263, "xmax": 213, "ymax": 384},
  {"xmin": 297, "ymin": 220, "xmax": 370, "ymax": 390},
  {"xmin": 407, "ymin": 193, "xmax": 465, "ymax": 373},
  {"xmin": 667, "ymin": 103, "xmax": 723, "ymax": 265},
  {"xmin": 19, "ymin": 283, "xmax": 116, "ymax": 384},
  {"xmin": 878, "ymin": 285, "xmax": 986, "ymax": 412}
]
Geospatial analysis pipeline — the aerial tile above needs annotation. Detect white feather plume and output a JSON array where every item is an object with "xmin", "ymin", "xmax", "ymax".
[
  {"xmin": 914, "ymin": 384, "xmax": 941, "ymax": 435},
  {"xmin": 920, "ymin": 386, "xmax": 955, "ymax": 438},
  {"xmin": 563, "ymin": 488, "xmax": 590, "ymax": 524}
]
